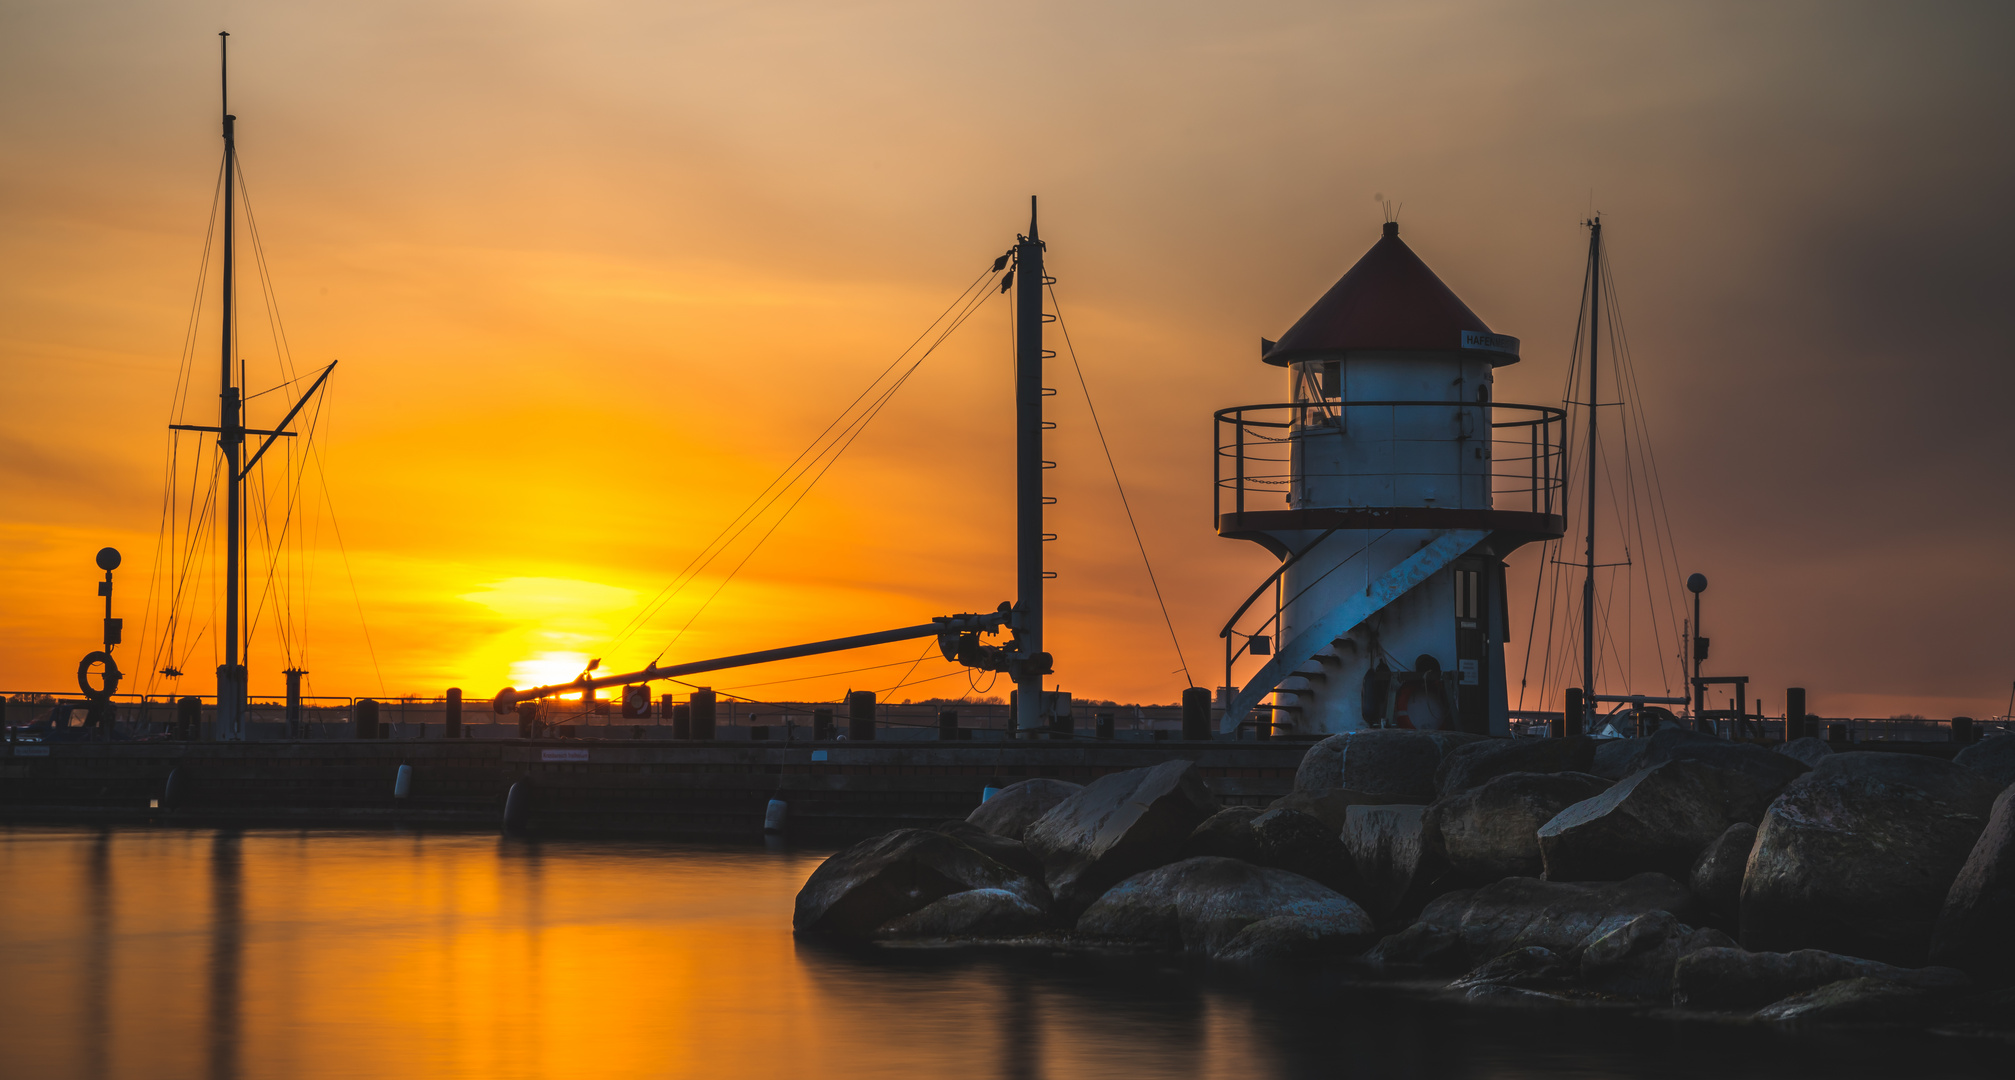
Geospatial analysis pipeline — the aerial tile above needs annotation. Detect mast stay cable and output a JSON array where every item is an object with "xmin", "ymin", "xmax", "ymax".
[
  {"xmin": 596, "ymin": 265, "xmax": 1007, "ymax": 660},
  {"xmin": 1045, "ymin": 278, "xmax": 1195, "ymax": 688}
]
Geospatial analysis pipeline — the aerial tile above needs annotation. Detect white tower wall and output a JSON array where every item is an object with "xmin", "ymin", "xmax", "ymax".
[{"xmin": 1269, "ymin": 352, "xmax": 1499, "ymax": 734}]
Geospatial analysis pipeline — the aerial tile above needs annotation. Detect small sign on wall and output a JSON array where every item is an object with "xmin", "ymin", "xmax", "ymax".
[
  {"xmin": 1458, "ymin": 659, "xmax": 1480, "ymax": 685},
  {"xmin": 1460, "ymin": 330, "xmax": 1519, "ymax": 356},
  {"xmin": 540, "ymin": 748, "xmax": 590, "ymax": 762}
]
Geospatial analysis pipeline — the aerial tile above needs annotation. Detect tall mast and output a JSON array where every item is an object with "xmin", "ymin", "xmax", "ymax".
[
  {"xmin": 1014, "ymin": 197, "xmax": 1046, "ymax": 735},
  {"xmin": 1580, "ymin": 217, "xmax": 1601, "ymax": 728},
  {"xmin": 219, "ymin": 31, "xmax": 246, "ymax": 738}
]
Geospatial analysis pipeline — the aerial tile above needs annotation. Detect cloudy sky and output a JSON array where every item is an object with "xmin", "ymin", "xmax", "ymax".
[{"xmin": 2, "ymin": 0, "xmax": 2010, "ymax": 719}]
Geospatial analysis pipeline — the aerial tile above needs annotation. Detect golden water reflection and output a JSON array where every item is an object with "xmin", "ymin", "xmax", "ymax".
[{"xmin": 0, "ymin": 825, "xmax": 2002, "ymax": 1080}]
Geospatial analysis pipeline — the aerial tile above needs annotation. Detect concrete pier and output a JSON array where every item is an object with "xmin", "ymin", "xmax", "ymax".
[{"xmin": 0, "ymin": 740, "xmax": 1307, "ymax": 844}]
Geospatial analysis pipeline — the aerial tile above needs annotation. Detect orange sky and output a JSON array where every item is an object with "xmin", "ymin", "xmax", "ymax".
[{"xmin": 3, "ymin": 1, "xmax": 2011, "ymax": 719}]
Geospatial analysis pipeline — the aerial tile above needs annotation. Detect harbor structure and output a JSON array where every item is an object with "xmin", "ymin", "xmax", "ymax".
[{"xmin": 1215, "ymin": 221, "xmax": 1565, "ymax": 735}]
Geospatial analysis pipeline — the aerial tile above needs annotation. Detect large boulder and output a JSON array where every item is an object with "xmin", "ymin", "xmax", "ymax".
[
  {"xmin": 1432, "ymin": 736, "xmax": 1596, "ymax": 799},
  {"xmin": 1776, "ymin": 737, "xmax": 1833, "ymax": 769},
  {"xmin": 1427, "ymin": 771, "xmax": 1612, "ymax": 883},
  {"xmin": 1576, "ymin": 909, "xmax": 1735, "ymax": 1000},
  {"xmin": 1293, "ymin": 729, "xmax": 1487, "ymax": 808},
  {"xmin": 1954, "ymin": 733, "xmax": 2015, "ymax": 790},
  {"xmin": 1179, "ymin": 806, "xmax": 1355, "ymax": 893},
  {"xmin": 966, "ymin": 777, "xmax": 1083, "ymax": 841},
  {"xmin": 872, "ymin": 888, "xmax": 1049, "ymax": 940},
  {"xmin": 1075, "ymin": 855, "xmax": 1375, "ymax": 957},
  {"xmin": 1688, "ymin": 822, "xmax": 1757, "ymax": 927},
  {"xmin": 1264, "ymin": 789, "xmax": 1357, "ymax": 832},
  {"xmin": 1214, "ymin": 913, "xmax": 1377, "ymax": 965},
  {"xmin": 1672, "ymin": 946, "xmax": 1924, "ymax": 1010},
  {"xmin": 1741, "ymin": 753, "xmax": 2000, "ymax": 965},
  {"xmin": 1022, "ymin": 760, "xmax": 1218, "ymax": 918},
  {"xmin": 794, "ymin": 827, "xmax": 1045, "ymax": 939},
  {"xmin": 932, "ymin": 819, "xmax": 1043, "ymax": 878},
  {"xmin": 1753, "ymin": 970, "xmax": 1970, "ymax": 1023},
  {"xmin": 1361, "ymin": 920, "xmax": 1466, "ymax": 972},
  {"xmin": 1589, "ymin": 738, "xmax": 1652, "ymax": 780},
  {"xmin": 1640, "ymin": 727, "xmax": 1810, "ymax": 789},
  {"xmin": 1447, "ymin": 945, "xmax": 1576, "ymax": 992},
  {"xmin": 1537, "ymin": 759, "xmax": 1790, "ymax": 882},
  {"xmin": 1377, "ymin": 872, "xmax": 1696, "ymax": 970},
  {"xmin": 1930, "ymin": 785, "xmax": 2015, "ymax": 978},
  {"xmin": 1180, "ymin": 806, "xmax": 1264, "ymax": 858},
  {"xmin": 1341, "ymin": 804, "xmax": 1440, "ymax": 919}
]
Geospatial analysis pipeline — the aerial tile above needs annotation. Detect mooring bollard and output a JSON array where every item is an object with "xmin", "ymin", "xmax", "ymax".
[
  {"xmin": 503, "ymin": 779, "xmax": 531, "ymax": 832},
  {"xmin": 1564, "ymin": 688, "xmax": 1585, "ymax": 738},
  {"xmin": 1786, "ymin": 687, "xmax": 1807, "ymax": 741},
  {"xmin": 394, "ymin": 763, "xmax": 412, "ymax": 798},
  {"xmin": 848, "ymin": 691, "xmax": 876, "ymax": 741},
  {"xmin": 764, "ymin": 798, "xmax": 788, "ymax": 834},
  {"xmin": 813, "ymin": 707, "xmax": 834, "ymax": 741},
  {"xmin": 1953, "ymin": 716, "xmax": 1975, "ymax": 744},
  {"xmin": 671, "ymin": 703, "xmax": 692, "ymax": 740},
  {"xmin": 445, "ymin": 688, "xmax": 462, "ymax": 740},
  {"xmin": 355, "ymin": 698, "xmax": 380, "ymax": 740},
  {"xmin": 692, "ymin": 689, "xmax": 717, "ymax": 741},
  {"xmin": 162, "ymin": 767, "xmax": 184, "ymax": 811},
  {"xmin": 517, "ymin": 701, "xmax": 538, "ymax": 739},
  {"xmin": 177, "ymin": 695, "xmax": 201, "ymax": 741},
  {"xmin": 939, "ymin": 709, "xmax": 958, "ymax": 741},
  {"xmin": 1181, "ymin": 686, "xmax": 1211, "ymax": 741},
  {"xmin": 1096, "ymin": 712, "xmax": 1114, "ymax": 740}
]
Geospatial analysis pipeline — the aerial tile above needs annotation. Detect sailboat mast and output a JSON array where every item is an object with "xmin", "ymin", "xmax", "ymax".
[
  {"xmin": 1581, "ymin": 217, "xmax": 1601, "ymax": 728},
  {"xmin": 1014, "ymin": 197, "xmax": 1045, "ymax": 736},
  {"xmin": 219, "ymin": 30, "xmax": 246, "ymax": 737}
]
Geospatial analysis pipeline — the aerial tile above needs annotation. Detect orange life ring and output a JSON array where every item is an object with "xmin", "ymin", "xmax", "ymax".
[{"xmin": 1392, "ymin": 680, "xmax": 1449, "ymax": 730}]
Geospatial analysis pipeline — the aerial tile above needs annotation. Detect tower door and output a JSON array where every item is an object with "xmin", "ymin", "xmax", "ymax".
[{"xmin": 1452, "ymin": 558, "xmax": 1488, "ymax": 733}]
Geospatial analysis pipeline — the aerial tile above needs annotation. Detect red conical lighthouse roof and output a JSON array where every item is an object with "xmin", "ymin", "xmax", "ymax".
[{"xmin": 1263, "ymin": 221, "xmax": 1519, "ymax": 366}]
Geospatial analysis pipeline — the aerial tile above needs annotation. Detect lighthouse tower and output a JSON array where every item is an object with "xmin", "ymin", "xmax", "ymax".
[{"xmin": 1215, "ymin": 222, "xmax": 1565, "ymax": 735}]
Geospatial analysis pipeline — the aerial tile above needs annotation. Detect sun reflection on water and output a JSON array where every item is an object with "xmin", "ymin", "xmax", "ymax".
[{"xmin": 0, "ymin": 826, "xmax": 2002, "ymax": 1080}]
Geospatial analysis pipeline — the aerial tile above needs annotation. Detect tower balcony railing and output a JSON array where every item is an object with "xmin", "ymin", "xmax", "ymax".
[{"xmin": 1214, "ymin": 401, "xmax": 1566, "ymax": 529}]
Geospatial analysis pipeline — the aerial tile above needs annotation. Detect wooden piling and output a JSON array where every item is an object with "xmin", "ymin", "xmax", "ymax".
[
  {"xmin": 1181, "ymin": 686, "xmax": 1211, "ymax": 741},
  {"xmin": 691, "ymin": 690, "xmax": 717, "ymax": 741},
  {"xmin": 848, "ymin": 691, "xmax": 876, "ymax": 741}
]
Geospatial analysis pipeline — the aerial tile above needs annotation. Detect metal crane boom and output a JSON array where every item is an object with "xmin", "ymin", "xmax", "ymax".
[{"xmin": 492, "ymin": 606, "xmax": 1012, "ymax": 712}]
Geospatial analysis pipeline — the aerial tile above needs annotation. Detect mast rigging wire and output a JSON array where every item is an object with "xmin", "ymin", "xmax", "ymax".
[
  {"xmin": 1045, "ymin": 278, "xmax": 1195, "ymax": 689},
  {"xmin": 1517, "ymin": 222, "xmax": 1687, "ymax": 715},
  {"xmin": 599, "ymin": 263, "xmax": 1006, "ymax": 661}
]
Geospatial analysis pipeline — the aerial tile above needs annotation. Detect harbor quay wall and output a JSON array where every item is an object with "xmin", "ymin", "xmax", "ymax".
[{"xmin": 0, "ymin": 739, "xmax": 1310, "ymax": 843}]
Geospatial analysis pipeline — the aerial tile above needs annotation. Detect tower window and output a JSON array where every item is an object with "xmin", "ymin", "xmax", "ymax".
[{"xmin": 1454, "ymin": 569, "xmax": 1481, "ymax": 619}]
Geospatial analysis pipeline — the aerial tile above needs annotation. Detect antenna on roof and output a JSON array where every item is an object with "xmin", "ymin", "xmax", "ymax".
[{"xmin": 1373, "ymin": 193, "xmax": 1400, "ymax": 224}]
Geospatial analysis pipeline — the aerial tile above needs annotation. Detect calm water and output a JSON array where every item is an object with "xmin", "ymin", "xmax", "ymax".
[{"xmin": 1, "ymin": 825, "xmax": 2005, "ymax": 1080}]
